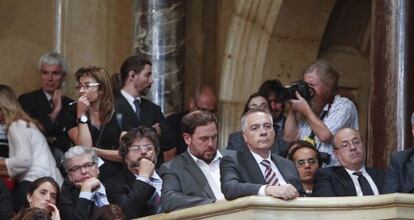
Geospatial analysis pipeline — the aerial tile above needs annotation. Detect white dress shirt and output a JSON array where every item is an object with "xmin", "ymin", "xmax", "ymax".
[
  {"xmin": 344, "ymin": 166, "xmax": 380, "ymax": 196},
  {"xmin": 79, "ymin": 182, "xmax": 110, "ymax": 206},
  {"xmin": 188, "ymin": 150, "xmax": 225, "ymax": 200},
  {"xmin": 121, "ymin": 89, "xmax": 141, "ymax": 112}
]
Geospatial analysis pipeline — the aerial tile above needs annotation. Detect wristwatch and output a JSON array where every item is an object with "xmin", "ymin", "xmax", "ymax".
[{"xmin": 77, "ymin": 115, "xmax": 88, "ymax": 124}]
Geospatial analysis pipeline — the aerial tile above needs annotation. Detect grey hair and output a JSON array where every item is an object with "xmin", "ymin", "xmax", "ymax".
[
  {"xmin": 39, "ymin": 52, "xmax": 67, "ymax": 74},
  {"xmin": 240, "ymin": 108, "xmax": 273, "ymax": 132},
  {"xmin": 63, "ymin": 146, "xmax": 98, "ymax": 170}
]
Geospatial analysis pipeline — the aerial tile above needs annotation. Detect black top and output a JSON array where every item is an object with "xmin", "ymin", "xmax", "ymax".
[
  {"xmin": 60, "ymin": 179, "xmax": 97, "ymax": 220},
  {"xmin": 164, "ymin": 110, "xmax": 189, "ymax": 155}
]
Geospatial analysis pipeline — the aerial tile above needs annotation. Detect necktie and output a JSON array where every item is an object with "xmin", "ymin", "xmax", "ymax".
[
  {"xmin": 133, "ymin": 99, "xmax": 142, "ymax": 121},
  {"xmin": 260, "ymin": 160, "xmax": 278, "ymax": 185},
  {"xmin": 149, "ymin": 177, "xmax": 162, "ymax": 214},
  {"xmin": 49, "ymin": 99, "xmax": 54, "ymax": 109},
  {"xmin": 353, "ymin": 171, "xmax": 374, "ymax": 196},
  {"xmin": 93, "ymin": 192, "xmax": 105, "ymax": 207}
]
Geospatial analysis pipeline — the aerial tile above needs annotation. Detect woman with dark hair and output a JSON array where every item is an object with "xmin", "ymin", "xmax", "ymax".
[
  {"xmin": 0, "ymin": 85, "xmax": 63, "ymax": 212},
  {"xmin": 12, "ymin": 207, "xmax": 52, "ymax": 220},
  {"xmin": 65, "ymin": 66, "xmax": 124, "ymax": 181},
  {"xmin": 90, "ymin": 205, "xmax": 126, "ymax": 220}
]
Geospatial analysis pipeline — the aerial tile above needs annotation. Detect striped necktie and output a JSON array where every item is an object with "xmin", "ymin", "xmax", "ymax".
[{"xmin": 260, "ymin": 159, "xmax": 278, "ymax": 186}]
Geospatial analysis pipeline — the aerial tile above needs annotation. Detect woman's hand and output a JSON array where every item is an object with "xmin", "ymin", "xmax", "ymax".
[
  {"xmin": 48, "ymin": 203, "xmax": 61, "ymax": 220},
  {"xmin": 76, "ymin": 95, "xmax": 90, "ymax": 117}
]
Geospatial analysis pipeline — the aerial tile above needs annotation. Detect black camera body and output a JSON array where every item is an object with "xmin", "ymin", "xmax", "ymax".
[{"xmin": 282, "ymin": 80, "xmax": 314, "ymax": 102}]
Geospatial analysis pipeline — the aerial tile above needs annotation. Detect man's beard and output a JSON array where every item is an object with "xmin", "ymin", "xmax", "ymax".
[{"xmin": 128, "ymin": 156, "xmax": 156, "ymax": 169}]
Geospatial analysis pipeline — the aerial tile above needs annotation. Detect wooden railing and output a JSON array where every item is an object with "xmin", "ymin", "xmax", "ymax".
[{"xmin": 137, "ymin": 194, "xmax": 414, "ymax": 220}]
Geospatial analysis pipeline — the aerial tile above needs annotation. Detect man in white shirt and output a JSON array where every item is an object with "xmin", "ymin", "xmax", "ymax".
[
  {"xmin": 312, "ymin": 128, "xmax": 385, "ymax": 196},
  {"xmin": 159, "ymin": 110, "xmax": 226, "ymax": 212}
]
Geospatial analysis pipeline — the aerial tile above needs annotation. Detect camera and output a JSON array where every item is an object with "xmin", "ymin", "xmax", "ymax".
[{"xmin": 282, "ymin": 80, "xmax": 314, "ymax": 102}]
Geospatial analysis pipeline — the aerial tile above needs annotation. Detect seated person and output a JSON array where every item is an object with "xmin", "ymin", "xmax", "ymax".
[
  {"xmin": 312, "ymin": 128, "xmax": 385, "ymax": 196},
  {"xmin": 227, "ymin": 93, "xmax": 279, "ymax": 155},
  {"xmin": 287, "ymin": 141, "xmax": 321, "ymax": 196},
  {"xmin": 60, "ymin": 146, "xmax": 109, "ymax": 220},
  {"xmin": 160, "ymin": 111, "xmax": 226, "ymax": 212},
  {"xmin": 0, "ymin": 179, "xmax": 13, "ymax": 220},
  {"xmin": 104, "ymin": 127, "xmax": 162, "ymax": 218},
  {"xmin": 220, "ymin": 108, "xmax": 302, "ymax": 201},
  {"xmin": 383, "ymin": 112, "xmax": 414, "ymax": 193},
  {"xmin": 90, "ymin": 204, "xmax": 126, "ymax": 220}
]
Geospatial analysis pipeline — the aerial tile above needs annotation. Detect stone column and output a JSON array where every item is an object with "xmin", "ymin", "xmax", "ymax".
[
  {"xmin": 368, "ymin": 0, "xmax": 414, "ymax": 168},
  {"xmin": 134, "ymin": 0, "xmax": 185, "ymax": 114}
]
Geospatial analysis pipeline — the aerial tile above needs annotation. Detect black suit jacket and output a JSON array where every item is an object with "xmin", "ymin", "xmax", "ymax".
[
  {"xmin": 104, "ymin": 169, "xmax": 156, "ymax": 219},
  {"xmin": 220, "ymin": 148, "xmax": 303, "ymax": 200},
  {"xmin": 226, "ymin": 131, "xmax": 280, "ymax": 155},
  {"xmin": 159, "ymin": 150, "xmax": 230, "ymax": 212},
  {"xmin": 60, "ymin": 179, "xmax": 98, "ymax": 220},
  {"xmin": 383, "ymin": 148, "xmax": 414, "ymax": 193},
  {"xmin": 18, "ymin": 89, "xmax": 73, "ymax": 151},
  {"xmin": 312, "ymin": 166, "xmax": 386, "ymax": 197}
]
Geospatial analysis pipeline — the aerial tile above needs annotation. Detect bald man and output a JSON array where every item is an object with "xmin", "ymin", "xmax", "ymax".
[
  {"xmin": 165, "ymin": 86, "xmax": 218, "ymax": 156},
  {"xmin": 312, "ymin": 128, "xmax": 385, "ymax": 197}
]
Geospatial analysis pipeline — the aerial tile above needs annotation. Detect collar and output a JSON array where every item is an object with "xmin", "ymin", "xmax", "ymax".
[
  {"xmin": 249, "ymin": 149, "xmax": 271, "ymax": 164},
  {"xmin": 42, "ymin": 90, "xmax": 52, "ymax": 101},
  {"xmin": 96, "ymin": 183, "xmax": 107, "ymax": 195},
  {"xmin": 121, "ymin": 89, "xmax": 141, "ymax": 105},
  {"xmin": 344, "ymin": 166, "xmax": 367, "ymax": 176},
  {"xmin": 188, "ymin": 149, "xmax": 222, "ymax": 164}
]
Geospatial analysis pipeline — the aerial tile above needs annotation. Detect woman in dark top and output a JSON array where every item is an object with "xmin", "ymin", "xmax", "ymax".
[{"xmin": 66, "ymin": 66, "xmax": 123, "ymax": 180}]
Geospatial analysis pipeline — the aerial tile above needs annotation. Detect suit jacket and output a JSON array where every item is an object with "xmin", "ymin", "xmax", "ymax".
[
  {"xmin": 18, "ymin": 89, "xmax": 73, "ymax": 151},
  {"xmin": 226, "ymin": 131, "xmax": 279, "ymax": 155},
  {"xmin": 383, "ymin": 148, "xmax": 414, "ymax": 193},
  {"xmin": 104, "ymin": 169, "xmax": 157, "ymax": 219},
  {"xmin": 220, "ymin": 148, "xmax": 303, "ymax": 200},
  {"xmin": 159, "ymin": 150, "xmax": 229, "ymax": 212},
  {"xmin": 312, "ymin": 166, "xmax": 386, "ymax": 197},
  {"xmin": 60, "ymin": 179, "xmax": 98, "ymax": 220}
]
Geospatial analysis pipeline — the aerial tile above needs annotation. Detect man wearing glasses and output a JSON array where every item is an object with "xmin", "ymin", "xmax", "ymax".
[
  {"xmin": 312, "ymin": 128, "xmax": 385, "ymax": 197},
  {"xmin": 60, "ymin": 146, "xmax": 109, "ymax": 220},
  {"xmin": 104, "ymin": 127, "xmax": 162, "ymax": 218}
]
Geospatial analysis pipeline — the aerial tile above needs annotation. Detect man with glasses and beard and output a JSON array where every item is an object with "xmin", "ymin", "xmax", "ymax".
[
  {"xmin": 284, "ymin": 60, "xmax": 358, "ymax": 166},
  {"xmin": 104, "ymin": 126, "xmax": 162, "ymax": 218}
]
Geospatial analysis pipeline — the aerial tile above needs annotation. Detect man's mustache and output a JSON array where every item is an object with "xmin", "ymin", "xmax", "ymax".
[{"xmin": 128, "ymin": 156, "xmax": 153, "ymax": 168}]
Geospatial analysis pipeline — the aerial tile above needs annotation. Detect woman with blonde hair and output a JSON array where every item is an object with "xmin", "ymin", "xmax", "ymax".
[
  {"xmin": 65, "ymin": 66, "xmax": 123, "ymax": 181},
  {"xmin": 0, "ymin": 84, "xmax": 63, "ymax": 212}
]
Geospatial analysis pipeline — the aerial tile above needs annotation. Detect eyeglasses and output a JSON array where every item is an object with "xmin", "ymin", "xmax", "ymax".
[
  {"xmin": 338, "ymin": 139, "xmax": 362, "ymax": 149},
  {"xmin": 295, "ymin": 158, "xmax": 318, "ymax": 167},
  {"xmin": 75, "ymin": 82, "xmax": 100, "ymax": 91},
  {"xmin": 67, "ymin": 162, "xmax": 96, "ymax": 173},
  {"xmin": 128, "ymin": 144, "xmax": 155, "ymax": 153}
]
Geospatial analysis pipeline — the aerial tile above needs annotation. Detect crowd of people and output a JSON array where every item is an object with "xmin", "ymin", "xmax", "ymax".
[{"xmin": 0, "ymin": 52, "xmax": 412, "ymax": 220}]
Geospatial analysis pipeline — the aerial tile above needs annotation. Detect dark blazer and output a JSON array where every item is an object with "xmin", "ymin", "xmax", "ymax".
[
  {"xmin": 159, "ymin": 150, "xmax": 229, "ymax": 212},
  {"xmin": 104, "ymin": 169, "xmax": 157, "ymax": 219},
  {"xmin": 60, "ymin": 179, "xmax": 98, "ymax": 220},
  {"xmin": 312, "ymin": 166, "xmax": 386, "ymax": 197},
  {"xmin": 226, "ymin": 131, "xmax": 279, "ymax": 155},
  {"xmin": 383, "ymin": 148, "xmax": 414, "ymax": 193},
  {"xmin": 164, "ymin": 110, "xmax": 189, "ymax": 155},
  {"xmin": 18, "ymin": 89, "xmax": 73, "ymax": 151},
  {"xmin": 220, "ymin": 148, "xmax": 303, "ymax": 200}
]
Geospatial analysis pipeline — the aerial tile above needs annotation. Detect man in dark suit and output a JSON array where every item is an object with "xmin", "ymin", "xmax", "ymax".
[
  {"xmin": 220, "ymin": 108, "xmax": 302, "ymax": 201},
  {"xmin": 19, "ymin": 52, "xmax": 74, "ymax": 153},
  {"xmin": 113, "ymin": 55, "xmax": 175, "ymax": 164},
  {"xmin": 160, "ymin": 111, "xmax": 226, "ymax": 212},
  {"xmin": 104, "ymin": 127, "xmax": 162, "ymax": 218},
  {"xmin": 383, "ymin": 112, "xmax": 414, "ymax": 193},
  {"xmin": 60, "ymin": 146, "xmax": 109, "ymax": 220},
  {"xmin": 165, "ymin": 86, "xmax": 218, "ymax": 157},
  {"xmin": 312, "ymin": 128, "xmax": 385, "ymax": 196}
]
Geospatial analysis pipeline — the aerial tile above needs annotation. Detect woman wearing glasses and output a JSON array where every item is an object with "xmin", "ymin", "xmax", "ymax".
[
  {"xmin": 65, "ymin": 66, "xmax": 123, "ymax": 181},
  {"xmin": 0, "ymin": 85, "xmax": 63, "ymax": 212},
  {"xmin": 287, "ymin": 140, "xmax": 321, "ymax": 196}
]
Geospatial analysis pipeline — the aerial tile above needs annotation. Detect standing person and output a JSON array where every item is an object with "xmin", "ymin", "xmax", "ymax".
[
  {"xmin": 284, "ymin": 60, "xmax": 358, "ymax": 166},
  {"xmin": 19, "ymin": 52, "xmax": 74, "ymax": 153},
  {"xmin": 312, "ymin": 128, "xmax": 385, "ymax": 197},
  {"xmin": 65, "ymin": 66, "xmax": 122, "ymax": 181},
  {"xmin": 287, "ymin": 140, "xmax": 321, "ymax": 195},
  {"xmin": 0, "ymin": 84, "xmax": 63, "ymax": 212},
  {"xmin": 160, "ymin": 111, "xmax": 227, "ymax": 212},
  {"xmin": 112, "ymin": 55, "xmax": 175, "ymax": 165},
  {"xmin": 165, "ymin": 86, "xmax": 218, "ymax": 157}
]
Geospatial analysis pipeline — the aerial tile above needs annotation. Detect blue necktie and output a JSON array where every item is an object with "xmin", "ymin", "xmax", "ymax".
[
  {"xmin": 93, "ymin": 192, "xmax": 105, "ymax": 207},
  {"xmin": 133, "ymin": 99, "xmax": 142, "ymax": 121}
]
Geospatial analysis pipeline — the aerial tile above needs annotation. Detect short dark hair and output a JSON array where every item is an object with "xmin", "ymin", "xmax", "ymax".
[
  {"xmin": 118, "ymin": 126, "xmax": 160, "ymax": 162},
  {"xmin": 112, "ymin": 55, "xmax": 152, "ymax": 94},
  {"xmin": 287, "ymin": 140, "xmax": 322, "ymax": 167},
  {"xmin": 258, "ymin": 79, "xmax": 284, "ymax": 102},
  {"xmin": 90, "ymin": 204, "xmax": 126, "ymax": 220},
  {"xmin": 181, "ymin": 111, "xmax": 218, "ymax": 135},
  {"xmin": 242, "ymin": 92, "xmax": 270, "ymax": 116}
]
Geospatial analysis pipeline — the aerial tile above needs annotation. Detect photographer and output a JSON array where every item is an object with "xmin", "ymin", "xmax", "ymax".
[{"xmin": 284, "ymin": 60, "xmax": 358, "ymax": 166}]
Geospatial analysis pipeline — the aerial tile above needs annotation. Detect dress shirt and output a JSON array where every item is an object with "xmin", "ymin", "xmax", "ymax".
[
  {"xmin": 136, "ymin": 171, "xmax": 163, "ymax": 195},
  {"xmin": 120, "ymin": 89, "xmax": 141, "ymax": 112},
  {"xmin": 344, "ymin": 166, "xmax": 379, "ymax": 196},
  {"xmin": 79, "ymin": 182, "xmax": 110, "ymax": 205},
  {"xmin": 188, "ymin": 150, "xmax": 225, "ymax": 200},
  {"xmin": 249, "ymin": 150, "xmax": 287, "ymax": 196}
]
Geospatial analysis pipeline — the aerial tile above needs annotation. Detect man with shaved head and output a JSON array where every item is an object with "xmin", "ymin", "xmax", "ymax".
[{"xmin": 312, "ymin": 128, "xmax": 385, "ymax": 197}]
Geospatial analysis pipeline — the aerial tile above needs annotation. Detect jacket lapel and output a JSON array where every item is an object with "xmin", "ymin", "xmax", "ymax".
[
  {"xmin": 240, "ymin": 149, "xmax": 266, "ymax": 184},
  {"xmin": 335, "ymin": 167, "xmax": 357, "ymax": 195}
]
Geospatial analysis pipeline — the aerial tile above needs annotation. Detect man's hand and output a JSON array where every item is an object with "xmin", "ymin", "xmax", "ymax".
[
  {"xmin": 80, "ymin": 177, "xmax": 101, "ymax": 192},
  {"xmin": 136, "ymin": 158, "xmax": 155, "ymax": 179},
  {"xmin": 289, "ymin": 92, "xmax": 312, "ymax": 116},
  {"xmin": 48, "ymin": 89, "xmax": 63, "ymax": 121},
  {"xmin": 152, "ymin": 123, "xmax": 161, "ymax": 135},
  {"xmin": 265, "ymin": 184, "xmax": 299, "ymax": 200}
]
